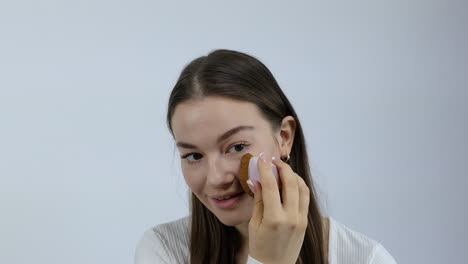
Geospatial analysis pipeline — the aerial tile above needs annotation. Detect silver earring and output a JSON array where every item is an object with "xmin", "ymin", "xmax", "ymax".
[{"xmin": 281, "ymin": 153, "xmax": 290, "ymax": 162}]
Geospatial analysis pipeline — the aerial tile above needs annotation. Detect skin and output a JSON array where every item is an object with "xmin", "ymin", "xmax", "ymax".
[{"xmin": 171, "ymin": 96, "xmax": 327, "ymax": 263}]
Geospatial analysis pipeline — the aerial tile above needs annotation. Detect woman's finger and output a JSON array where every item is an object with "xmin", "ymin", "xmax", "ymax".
[
  {"xmin": 272, "ymin": 157, "xmax": 299, "ymax": 213},
  {"xmin": 249, "ymin": 180, "xmax": 264, "ymax": 229},
  {"xmin": 297, "ymin": 176, "xmax": 310, "ymax": 218},
  {"xmin": 257, "ymin": 154, "xmax": 282, "ymax": 217}
]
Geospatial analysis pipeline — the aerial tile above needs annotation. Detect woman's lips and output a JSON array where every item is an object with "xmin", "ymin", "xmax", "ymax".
[{"xmin": 211, "ymin": 191, "xmax": 245, "ymax": 209}]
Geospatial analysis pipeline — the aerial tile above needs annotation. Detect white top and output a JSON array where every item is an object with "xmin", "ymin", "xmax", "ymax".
[{"xmin": 135, "ymin": 216, "xmax": 397, "ymax": 264}]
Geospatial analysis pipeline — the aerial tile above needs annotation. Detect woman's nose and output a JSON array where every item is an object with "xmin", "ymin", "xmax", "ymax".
[{"xmin": 206, "ymin": 156, "xmax": 236, "ymax": 187}]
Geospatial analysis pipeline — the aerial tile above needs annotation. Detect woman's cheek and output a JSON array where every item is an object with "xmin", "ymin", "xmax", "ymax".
[{"xmin": 181, "ymin": 165, "xmax": 205, "ymax": 193}]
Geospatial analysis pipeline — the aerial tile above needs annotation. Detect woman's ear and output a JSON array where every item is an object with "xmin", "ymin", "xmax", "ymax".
[{"xmin": 275, "ymin": 116, "xmax": 296, "ymax": 157}]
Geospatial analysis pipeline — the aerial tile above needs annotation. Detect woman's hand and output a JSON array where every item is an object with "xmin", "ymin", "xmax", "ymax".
[{"xmin": 248, "ymin": 154, "xmax": 310, "ymax": 264}]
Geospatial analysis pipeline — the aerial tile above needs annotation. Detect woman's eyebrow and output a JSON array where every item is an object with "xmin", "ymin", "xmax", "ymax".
[
  {"xmin": 217, "ymin": 125, "xmax": 254, "ymax": 144},
  {"xmin": 176, "ymin": 125, "xmax": 254, "ymax": 149},
  {"xmin": 176, "ymin": 142, "xmax": 198, "ymax": 149}
]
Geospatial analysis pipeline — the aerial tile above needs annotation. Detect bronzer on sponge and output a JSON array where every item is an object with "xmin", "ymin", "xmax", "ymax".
[
  {"xmin": 239, "ymin": 153, "xmax": 280, "ymax": 197},
  {"xmin": 239, "ymin": 153, "xmax": 254, "ymax": 196}
]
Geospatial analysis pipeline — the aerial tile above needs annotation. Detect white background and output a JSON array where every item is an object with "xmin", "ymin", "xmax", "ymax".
[{"xmin": 1, "ymin": 1, "xmax": 466, "ymax": 263}]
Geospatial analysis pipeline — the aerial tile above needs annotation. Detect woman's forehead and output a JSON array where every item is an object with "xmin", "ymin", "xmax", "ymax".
[{"xmin": 171, "ymin": 97, "xmax": 268, "ymax": 140}]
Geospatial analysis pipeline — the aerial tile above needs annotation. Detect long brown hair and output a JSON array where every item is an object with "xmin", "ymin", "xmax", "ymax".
[{"xmin": 167, "ymin": 49, "xmax": 325, "ymax": 264}]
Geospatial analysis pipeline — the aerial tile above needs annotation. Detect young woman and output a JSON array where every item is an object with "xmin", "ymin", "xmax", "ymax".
[{"xmin": 135, "ymin": 49, "xmax": 397, "ymax": 264}]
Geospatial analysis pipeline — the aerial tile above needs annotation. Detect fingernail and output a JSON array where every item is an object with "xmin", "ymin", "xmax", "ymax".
[
  {"xmin": 247, "ymin": 180, "xmax": 254, "ymax": 187},
  {"xmin": 272, "ymin": 156, "xmax": 276, "ymax": 161},
  {"xmin": 247, "ymin": 180, "xmax": 256, "ymax": 193},
  {"xmin": 259, "ymin": 152, "xmax": 266, "ymax": 163}
]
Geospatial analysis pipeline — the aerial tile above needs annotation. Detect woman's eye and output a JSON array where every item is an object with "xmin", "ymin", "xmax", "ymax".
[
  {"xmin": 227, "ymin": 143, "xmax": 248, "ymax": 154},
  {"xmin": 182, "ymin": 153, "xmax": 203, "ymax": 162}
]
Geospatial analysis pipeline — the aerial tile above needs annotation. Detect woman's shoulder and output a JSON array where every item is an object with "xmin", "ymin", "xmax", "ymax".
[
  {"xmin": 151, "ymin": 216, "xmax": 191, "ymax": 239},
  {"xmin": 134, "ymin": 216, "xmax": 190, "ymax": 264},
  {"xmin": 328, "ymin": 217, "xmax": 397, "ymax": 264}
]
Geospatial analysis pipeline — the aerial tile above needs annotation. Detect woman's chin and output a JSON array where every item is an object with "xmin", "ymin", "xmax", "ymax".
[
  {"xmin": 213, "ymin": 210, "xmax": 252, "ymax": 226},
  {"xmin": 217, "ymin": 217, "xmax": 248, "ymax": 227}
]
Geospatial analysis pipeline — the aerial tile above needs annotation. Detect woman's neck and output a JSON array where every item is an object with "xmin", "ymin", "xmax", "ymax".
[{"xmin": 235, "ymin": 222, "xmax": 249, "ymax": 242}]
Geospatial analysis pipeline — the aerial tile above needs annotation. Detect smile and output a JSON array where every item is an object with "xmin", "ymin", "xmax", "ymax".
[{"xmin": 211, "ymin": 191, "xmax": 245, "ymax": 209}]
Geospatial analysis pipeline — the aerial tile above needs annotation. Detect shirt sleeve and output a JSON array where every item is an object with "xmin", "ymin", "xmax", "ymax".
[
  {"xmin": 369, "ymin": 244, "xmax": 398, "ymax": 264},
  {"xmin": 134, "ymin": 229, "xmax": 172, "ymax": 264}
]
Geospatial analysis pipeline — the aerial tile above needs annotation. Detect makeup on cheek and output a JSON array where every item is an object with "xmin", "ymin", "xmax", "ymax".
[{"xmin": 239, "ymin": 153, "xmax": 280, "ymax": 196}]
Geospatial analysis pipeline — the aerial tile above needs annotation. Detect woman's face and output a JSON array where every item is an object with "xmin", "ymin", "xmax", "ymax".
[{"xmin": 171, "ymin": 96, "xmax": 282, "ymax": 226}]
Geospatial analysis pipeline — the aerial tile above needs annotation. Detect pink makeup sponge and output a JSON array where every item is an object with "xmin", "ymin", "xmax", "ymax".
[{"xmin": 239, "ymin": 153, "xmax": 280, "ymax": 197}]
